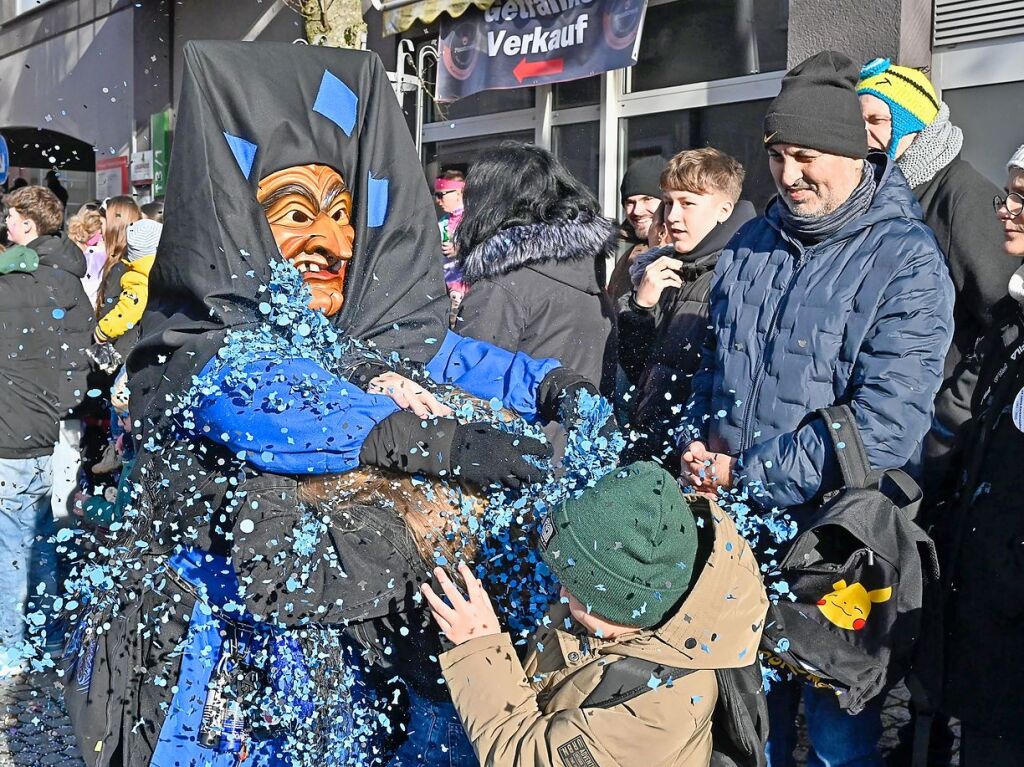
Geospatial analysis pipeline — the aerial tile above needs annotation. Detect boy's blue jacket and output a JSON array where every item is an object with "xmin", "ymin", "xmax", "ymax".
[{"xmin": 681, "ymin": 158, "xmax": 954, "ymax": 510}]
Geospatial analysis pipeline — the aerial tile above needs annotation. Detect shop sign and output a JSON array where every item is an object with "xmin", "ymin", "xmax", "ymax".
[
  {"xmin": 437, "ymin": 0, "xmax": 647, "ymax": 101},
  {"xmin": 95, "ymin": 155, "xmax": 129, "ymax": 199},
  {"xmin": 151, "ymin": 109, "xmax": 171, "ymax": 198},
  {"xmin": 131, "ymin": 150, "xmax": 154, "ymax": 183}
]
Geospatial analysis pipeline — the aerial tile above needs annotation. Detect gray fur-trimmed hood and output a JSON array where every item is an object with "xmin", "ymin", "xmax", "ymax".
[{"xmin": 460, "ymin": 215, "xmax": 617, "ymax": 285}]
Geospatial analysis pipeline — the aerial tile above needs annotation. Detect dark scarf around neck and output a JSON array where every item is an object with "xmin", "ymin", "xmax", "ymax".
[{"xmin": 778, "ymin": 161, "xmax": 875, "ymax": 245}]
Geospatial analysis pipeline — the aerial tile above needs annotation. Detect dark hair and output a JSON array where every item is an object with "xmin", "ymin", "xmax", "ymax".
[
  {"xmin": 455, "ymin": 142, "xmax": 601, "ymax": 255},
  {"xmin": 5, "ymin": 186, "xmax": 64, "ymax": 235},
  {"xmin": 141, "ymin": 200, "xmax": 164, "ymax": 223}
]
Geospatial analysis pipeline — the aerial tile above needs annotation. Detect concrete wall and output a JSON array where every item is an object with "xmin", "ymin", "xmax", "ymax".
[
  {"xmin": 170, "ymin": 0, "xmax": 306, "ymax": 106},
  {"xmin": 0, "ymin": 3, "xmax": 134, "ymax": 159},
  {"xmin": 787, "ymin": 0, "xmax": 932, "ymax": 68}
]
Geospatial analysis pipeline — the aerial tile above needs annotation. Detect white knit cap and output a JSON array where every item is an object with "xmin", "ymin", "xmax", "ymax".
[
  {"xmin": 125, "ymin": 219, "xmax": 163, "ymax": 261},
  {"xmin": 1009, "ymin": 144, "xmax": 1024, "ymax": 172}
]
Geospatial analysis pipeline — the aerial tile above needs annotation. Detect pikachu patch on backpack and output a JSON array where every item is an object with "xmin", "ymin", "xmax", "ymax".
[{"xmin": 817, "ymin": 580, "xmax": 893, "ymax": 631}]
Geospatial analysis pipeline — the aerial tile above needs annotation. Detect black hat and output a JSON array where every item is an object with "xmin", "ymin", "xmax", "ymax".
[
  {"xmin": 620, "ymin": 156, "xmax": 666, "ymax": 202},
  {"xmin": 763, "ymin": 51, "xmax": 869, "ymax": 159}
]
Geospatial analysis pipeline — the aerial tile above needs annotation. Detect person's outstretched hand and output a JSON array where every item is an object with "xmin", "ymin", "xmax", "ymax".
[
  {"xmin": 451, "ymin": 424, "xmax": 552, "ymax": 489},
  {"xmin": 681, "ymin": 441, "xmax": 735, "ymax": 492},
  {"xmin": 421, "ymin": 562, "xmax": 501, "ymax": 646},
  {"xmin": 368, "ymin": 371, "xmax": 453, "ymax": 419}
]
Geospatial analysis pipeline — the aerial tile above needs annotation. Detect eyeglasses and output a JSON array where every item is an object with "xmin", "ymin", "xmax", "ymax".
[
  {"xmin": 994, "ymin": 192, "xmax": 1024, "ymax": 218},
  {"xmin": 434, "ymin": 190, "xmax": 459, "ymax": 200}
]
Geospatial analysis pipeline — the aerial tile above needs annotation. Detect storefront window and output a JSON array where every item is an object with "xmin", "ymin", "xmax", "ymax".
[
  {"xmin": 410, "ymin": 36, "xmax": 536, "ymax": 124},
  {"xmin": 429, "ymin": 86, "xmax": 535, "ymax": 122},
  {"xmin": 630, "ymin": 0, "xmax": 787, "ymax": 91},
  {"xmin": 553, "ymin": 121, "xmax": 600, "ymax": 196},
  {"xmin": 554, "ymin": 76, "xmax": 601, "ymax": 109},
  {"xmin": 624, "ymin": 98, "xmax": 775, "ymax": 211},
  {"xmin": 423, "ymin": 130, "xmax": 535, "ymax": 184}
]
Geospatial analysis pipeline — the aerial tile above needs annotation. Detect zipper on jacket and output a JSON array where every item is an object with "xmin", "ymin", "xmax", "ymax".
[{"xmin": 739, "ymin": 247, "xmax": 807, "ymax": 452}]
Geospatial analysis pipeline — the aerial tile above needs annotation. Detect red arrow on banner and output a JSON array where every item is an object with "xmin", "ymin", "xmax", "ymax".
[{"xmin": 513, "ymin": 57, "xmax": 565, "ymax": 83}]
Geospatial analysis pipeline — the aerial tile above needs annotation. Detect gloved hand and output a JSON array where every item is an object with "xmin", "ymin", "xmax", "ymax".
[
  {"xmin": 536, "ymin": 367, "xmax": 619, "ymax": 441},
  {"xmin": 359, "ymin": 410, "xmax": 552, "ymax": 490},
  {"xmin": 450, "ymin": 423, "xmax": 551, "ymax": 489},
  {"xmin": 86, "ymin": 342, "xmax": 124, "ymax": 375}
]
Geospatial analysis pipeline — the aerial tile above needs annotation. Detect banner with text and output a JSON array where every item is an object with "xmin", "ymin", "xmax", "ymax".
[{"xmin": 437, "ymin": 0, "xmax": 647, "ymax": 102}]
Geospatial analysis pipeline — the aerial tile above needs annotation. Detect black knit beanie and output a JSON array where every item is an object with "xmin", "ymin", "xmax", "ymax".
[
  {"xmin": 763, "ymin": 51, "xmax": 869, "ymax": 159},
  {"xmin": 620, "ymin": 156, "xmax": 667, "ymax": 202}
]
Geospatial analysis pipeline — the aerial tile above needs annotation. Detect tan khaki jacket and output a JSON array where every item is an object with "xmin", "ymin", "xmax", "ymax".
[{"xmin": 440, "ymin": 497, "xmax": 769, "ymax": 767}]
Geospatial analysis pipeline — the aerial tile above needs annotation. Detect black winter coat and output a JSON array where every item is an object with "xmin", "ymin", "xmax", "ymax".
[
  {"xmin": 0, "ymin": 232, "xmax": 92, "ymax": 457},
  {"xmin": 941, "ymin": 295, "xmax": 1024, "ymax": 736},
  {"xmin": 915, "ymin": 156, "xmax": 1019, "ymax": 503},
  {"xmin": 67, "ymin": 464, "xmax": 445, "ymax": 767},
  {"xmin": 618, "ymin": 202, "xmax": 756, "ymax": 462},
  {"xmin": 455, "ymin": 216, "xmax": 618, "ymax": 395}
]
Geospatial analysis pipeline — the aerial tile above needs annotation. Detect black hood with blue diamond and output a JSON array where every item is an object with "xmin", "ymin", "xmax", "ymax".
[{"xmin": 128, "ymin": 40, "xmax": 448, "ymax": 424}]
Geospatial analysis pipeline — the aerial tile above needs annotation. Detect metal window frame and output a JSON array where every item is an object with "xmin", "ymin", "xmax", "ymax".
[
  {"xmin": 414, "ymin": 16, "xmax": 785, "ymax": 217},
  {"xmin": 930, "ymin": 35, "xmax": 1024, "ymax": 92}
]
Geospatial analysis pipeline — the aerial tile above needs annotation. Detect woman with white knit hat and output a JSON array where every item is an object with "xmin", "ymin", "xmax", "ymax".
[{"xmin": 937, "ymin": 141, "xmax": 1024, "ymax": 767}]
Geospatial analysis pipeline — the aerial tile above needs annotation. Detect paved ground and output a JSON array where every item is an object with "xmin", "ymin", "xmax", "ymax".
[
  {"xmin": 0, "ymin": 671, "xmax": 83, "ymax": 767},
  {"xmin": 0, "ymin": 672, "xmax": 956, "ymax": 766}
]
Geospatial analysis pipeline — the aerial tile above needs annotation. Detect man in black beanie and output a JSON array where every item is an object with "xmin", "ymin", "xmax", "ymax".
[
  {"xmin": 606, "ymin": 155, "xmax": 667, "ymax": 302},
  {"xmin": 677, "ymin": 51, "xmax": 955, "ymax": 767}
]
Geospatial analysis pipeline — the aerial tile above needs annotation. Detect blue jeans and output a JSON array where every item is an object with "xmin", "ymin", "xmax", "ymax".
[
  {"xmin": 389, "ymin": 688, "xmax": 477, "ymax": 766},
  {"xmin": 766, "ymin": 677, "xmax": 883, "ymax": 767},
  {"xmin": 0, "ymin": 455, "xmax": 54, "ymax": 672}
]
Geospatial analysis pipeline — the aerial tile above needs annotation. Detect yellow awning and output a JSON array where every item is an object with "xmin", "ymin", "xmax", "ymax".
[{"xmin": 376, "ymin": 1, "xmax": 495, "ymax": 36}]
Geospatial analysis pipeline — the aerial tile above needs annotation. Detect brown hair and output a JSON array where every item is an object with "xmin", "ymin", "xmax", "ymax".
[
  {"xmin": 67, "ymin": 208, "xmax": 104, "ymax": 246},
  {"xmin": 439, "ymin": 168, "xmax": 465, "ymax": 183},
  {"xmin": 5, "ymin": 186, "xmax": 64, "ymax": 235},
  {"xmin": 96, "ymin": 196, "xmax": 142, "ymax": 312},
  {"xmin": 299, "ymin": 469, "xmax": 488, "ymax": 566},
  {"xmin": 660, "ymin": 147, "xmax": 745, "ymax": 203}
]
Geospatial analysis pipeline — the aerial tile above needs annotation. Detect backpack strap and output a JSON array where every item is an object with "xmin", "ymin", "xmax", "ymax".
[
  {"xmin": 580, "ymin": 656, "xmax": 694, "ymax": 710},
  {"xmin": 817, "ymin": 404, "xmax": 872, "ymax": 489}
]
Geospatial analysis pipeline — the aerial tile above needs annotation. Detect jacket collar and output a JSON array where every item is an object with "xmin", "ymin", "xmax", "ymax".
[
  {"xmin": 551, "ymin": 498, "xmax": 768, "ymax": 671},
  {"xmin": 460, "ymin": 215, "xmax": 617, "ymax": 285},
  {"xmin": 29, "ymin": 232, "xmax": 87, "ymax": 278},
  {"xmin": 764, "ymin": 153, "xmax": 926, "ymax": 252}
]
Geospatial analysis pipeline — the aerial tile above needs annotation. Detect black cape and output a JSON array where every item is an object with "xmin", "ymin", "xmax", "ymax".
[{"xmin": 128, "ymin": 40, "xmax": 449, "ymax": 430}]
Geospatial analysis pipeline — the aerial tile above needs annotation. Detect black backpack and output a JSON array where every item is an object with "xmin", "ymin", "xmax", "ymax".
[
  {"xmin": 759, "ymin": 405, "xmax": 940, "ymax": 715},
  {"xmin": 581, "ymin": 657, "xmax": 768, "ymax": 767}
]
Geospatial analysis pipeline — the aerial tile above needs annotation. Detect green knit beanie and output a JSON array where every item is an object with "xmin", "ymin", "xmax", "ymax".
[{"xmin": 539, "ymin": 462, "xmax": 700, "ymax": 629}]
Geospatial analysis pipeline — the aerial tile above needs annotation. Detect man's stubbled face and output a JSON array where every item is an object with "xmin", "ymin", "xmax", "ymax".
[{"xmin": 258, "ymin": 164, "xmax": 354, "ymax": 317}]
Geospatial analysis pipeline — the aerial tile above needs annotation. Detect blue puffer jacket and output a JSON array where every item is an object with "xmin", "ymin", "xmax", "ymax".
[{"xmin": 681, "ymin": 159, "xmax": 954, "ymax": 511}]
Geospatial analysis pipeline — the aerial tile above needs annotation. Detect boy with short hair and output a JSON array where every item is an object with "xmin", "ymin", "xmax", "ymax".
[
  {"xmin": 618, "ymin": 148, "xmax": 755, "ymax": 463},
  {"xmin": 423, "ymin": 461, "xmax": 769, "ymax": 767}
]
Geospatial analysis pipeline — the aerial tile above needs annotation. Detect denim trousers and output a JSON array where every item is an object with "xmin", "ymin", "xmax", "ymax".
[
  {"xmin": 389, "ymin": 688, "xmax": 477, "ymax": 766},
  {"xmin": 766, "ymin": 677, "xmax": 883, "ymax": 767},
  {"xmin": 0, "ymin": 455, "xmax": 54, "ymax": 672}
]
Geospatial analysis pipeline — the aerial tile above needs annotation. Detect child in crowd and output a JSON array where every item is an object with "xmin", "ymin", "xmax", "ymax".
[
  {"xmin": 617, "ymin": 148, "xmax": 756, "ymax": 464},
  {"xmin": 423, "ymin": 461, "xmax": 768, "ymax": 767},
  {"xmin": 67, "ymin": 206, "xmax": 106, "ymax": 306}
]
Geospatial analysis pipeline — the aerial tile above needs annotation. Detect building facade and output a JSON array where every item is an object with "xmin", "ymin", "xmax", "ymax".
[
  {"xmin": 0, "ymin": 0, "xmax": 1019, "ymax": 213},
  {"xmin": 363, "ymin": 0, "xmax": 1024, "ymax": 218},
  {"xmin": 0, "ymin": 0, "xmax": 306, "ymax": 206}
]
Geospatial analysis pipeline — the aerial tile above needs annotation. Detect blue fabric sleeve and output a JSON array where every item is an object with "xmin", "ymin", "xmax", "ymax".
[
  {"xmin": 424, "ymin": 330, "xmax": 561, "ymax": 422},
  {"xmin": 735, "ymin": 242, "xmax": 954, "ymax": 508},
  {"xmin": 190, "ymin": 355, "xmax": 400, "ymax": 475}
]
